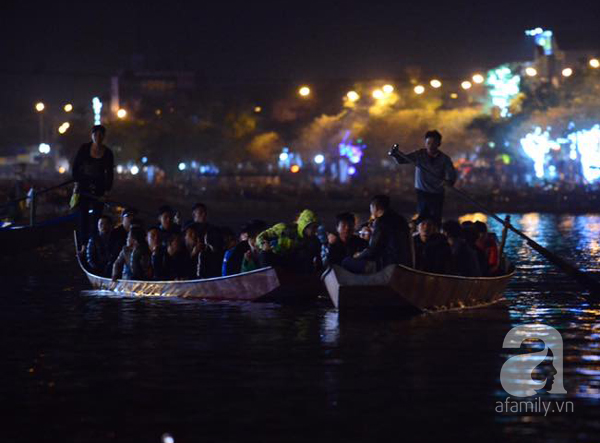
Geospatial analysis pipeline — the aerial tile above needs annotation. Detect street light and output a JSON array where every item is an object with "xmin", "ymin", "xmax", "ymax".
[
  {"xmin": 430, "ymin": 79, "xmax": 442, "ymax": 88},
  {"xmin": 314, "ymin": 154, "xmax": 325, "ymax": 164},
  {"xmin": 346, "ymin": 91, "xmax": 360, "ymax": 102},
  {"xmin": 461, "ymin": 81, "xmax": 472, "ymax": 90},
  {"xmin": 117, "ymin": 108, "xmax": 127, "ymax": 119},
  {"xmin": 299, "ymin": 86, "xmax": 310, "ymax": 97},
  {"xmin": 590, "ymin": 58, "xmax": 600, "ymax": 69},
  {"xmin": 372, "ymin": 89, "xmax": 384, "ymax": 99},
  {"xmin": 64, "ymin": 103, "xmax": 73, "ymax": 112},
  {"xmin": 414, "ymin": 85, "xmax": 425, "ymax": 95},
  {"xmin": 382, "ymin": 84, "xmax": 394, "ymax": 93},
  {"xmin": 35, "ymin": 102, "xmax": 45, "ymax": 112},
  {"xmin": 472, "ymin": 74, "xmax": 485, "ymax": 84},
  {"xmin": 525, "ymin": 67, "xmax": 537, "ymax": 77},
  {"xmin": 562, "ymin": 67, "xmax": 573, "ymax": 77},
  {"xmin": 58, "ymin": 122, "xmax": 70, "ymax": 134}
]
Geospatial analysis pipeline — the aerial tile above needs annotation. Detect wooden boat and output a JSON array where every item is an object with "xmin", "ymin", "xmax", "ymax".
[
  {"xmin": 75, "ymin": 236, "xmax": 322, "ymax": 302},
  {"xmin": 0, "ymin": 213, "xmax": 77, "ymax": 256},
  {"xmin": 322, "ymin": 263, "xmax": 515, "ymax": 311}
]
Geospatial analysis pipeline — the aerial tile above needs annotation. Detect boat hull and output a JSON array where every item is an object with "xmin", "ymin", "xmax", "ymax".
[{"xmin": 323, "ymin": 264, "xmax": 514, "ymax": 311}]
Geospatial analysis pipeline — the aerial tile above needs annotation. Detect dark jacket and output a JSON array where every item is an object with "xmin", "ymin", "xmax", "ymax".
[
  {"xmin": 355, "ymin": 210, "xmax": 410, "ymax": 268},
  {"xmin": 413, "ymin": 233, "xmax": 452, "ymax": 274},
  {"xmin": 448, "ymin": 238, "xmax": 482, "ymax": 277},
  {"xmin": 86, "ymin": 232, "xmax": 116, "ymax": 276},
  {"xmin": 72, "ymin": 143, "xmax": 114, "ymax": 196},
  {"xmin": 325, "ymin": 235, "xmax": 368, "ymax": 266}
]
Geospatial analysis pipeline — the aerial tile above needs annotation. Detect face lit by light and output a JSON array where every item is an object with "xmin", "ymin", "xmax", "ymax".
[
  {"xmin": 590, "ymin": 59, "xmax": 600, "ymax": 69},
  {"xmin": 372, "ymin": 89, "xmax": 384, "ymax": 99},
  {"xmin": 382, "ymin": 84, "xmax": 394, "ymax": 94},
  {"xmin": 472, "ymin": 74, "xmax": 484, "ymax": 84},
  {"xmin": 346, "ymin": 91, "xmax": 360, "ymax": 102},
  {"xmin": 461, "ymin": 81, "xmax": 472, "ymax": 90},
  {"xmin": 562, "ymin": 68, "xmax": 573, "ymax": 77},
  {"xmin": 299, "ymin": 86, "xmax": 310, "ymax": 97},
  {"xmin": 414, "ymin": 85, "xmax": 425, "ymax": 95},
  {"xmin": 430, "ymin": 79, "xmax": 442, "ymax": 88},
  {"xmin": 525, "ymin": 67, "xmax": 537, "ymax": 77}
]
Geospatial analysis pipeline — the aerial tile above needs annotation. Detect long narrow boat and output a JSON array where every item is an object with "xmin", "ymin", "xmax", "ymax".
[
  {"xmin": 322, "ymin": 263, "xmax": 515, "ymax": 311},
  {"xmin": 75, "ymin": 237, "xmax": 322, "ymax": 302}
]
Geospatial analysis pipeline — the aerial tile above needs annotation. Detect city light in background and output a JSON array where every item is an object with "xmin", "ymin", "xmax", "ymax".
[
  {"xmin": 461, "ymin": 81, "xmax": 472, "ymax": 90},
  {"xmin": 64, "ymin": 103, "xmax": 73, "ymax": 112},
  {"xmin": 346, "ymin": 91, "xmax": 360, "ymax": 102},
  {"xmin": 382, "ymin": 84, "xmax": 394, "ymax": 94},
  {"xmin": 116, "ymin": 108, "xmax": 127, "ymax": 119},
  {"xmin": 92, "ymin": 97, "xmax": 102, "ymax": 125},
  {"xmin": 562, "ymin": 67, "xmax": 573, "ymax": 77},
  {"xmin": 472, "ymin": 74, "xmax": 485, "ymax": 84},
  {"xmin": 290, "ymin": 164, "xmax": 300, "ymax": 173},
  {"xmin": 58, "ymin": 122, "xmax": 70, "ymax": 134},
  {"xmin": 372, "ymin": 89, "xmax": 384, "ymax": 99},
  {"xmin": 314, "ymin": 154, "xmax": 325, "ymax": 164},
  {"xmin": 35, "ymin": 102, "xmax": 45, "ymax": 112},
  {"xmin": 430, "ymin": 79, "xmax": 442, "ymax": 88},
  {"xmin": 38, "ymin": 143, "xmax": 50, "ymax": 154},
  {"xmin": 414, "ymin": 85, "xmax": 425, "ymax": 94},
  {"xmin": 254, "ymin": 106, "xmax": 262, "ymax": 113},
  {"xmin": 525, "ymin": 67, "xmax": 538, "ymax": 77},
  {"xmin": 590, "ymin": 58, "xmax": 600, "ymax": 68},
  {"xmin": 298, "ymin": 86, "xmax": 310, "ymax": 97}
]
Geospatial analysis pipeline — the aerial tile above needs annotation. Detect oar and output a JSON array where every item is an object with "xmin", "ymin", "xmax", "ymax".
[
  {"xmin": 78, "ymin": 192, "xmax": 155, "ymax": 217},
  {"xmin": 389, "ymin": 144, "xmax": 600, "ymax": 296},
  {"xmin": 0, "ymin": 179, "xmax": 74, "ymax": 210}
]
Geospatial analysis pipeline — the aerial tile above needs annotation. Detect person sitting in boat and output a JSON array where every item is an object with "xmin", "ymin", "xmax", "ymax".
[
  {"xmin": 462, "ymin": 223, "xmax": 489, "ymax": 276},
  {"xmin": 474, "ymin": 221, "xmax": 501, "ymax": 275},
  {"xmin": 413, "ymin": 218, "xmax": 452, "ymax": 274},
  {"xmin": 183, "ymin": 223, "xmax": 206, "ymax": 278},
  {"xmin": 157, "ymin": 205, "xmax": 181, "ymax": 246},
  {"xmin": 324, "ymin": 212, "xmax": 368, "ymax": 267},
  {"xmin": 189, "ymin": 202, "xmax": 224, "ymax": 252},
  {"xmin": 112, "ymin": 208, "xmax": 137, "ymax": 252},
  {"xmin": 164, "ymin": 233, "xmax": 193, "ymax": 280},
  {"xmin": 257, "ymin": 209, "xmax": 322, "ymax": 273},
  {"xmin": 112, "ymin": 226, "xmax": 152, "ymax": 281},
  {"xmin": 223, "ymin": 220, "xmax": 268, "ymax": 276},
  {"xmin": 441, "ymin": 220, "xmax": 482, "ymax": 277},
  {"xmin": 342, "ymin": 195, "xmax": 410, "ymax": 274},
  {"xmin": 240, "ymin": 220, "xmax": 270, "ymax": 273},
  {"xmin": 86, "ymin": 215, "xmax": 118, "ymax": 277},
  {"xmin": 147, "ymin": 226, "xmax": 168, "ymax": 280}
]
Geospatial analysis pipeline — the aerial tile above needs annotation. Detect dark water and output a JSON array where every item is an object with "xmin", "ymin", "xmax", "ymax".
[{"xmin": 4, "ymin": 213, "xmax": 600, "ymax": 442}]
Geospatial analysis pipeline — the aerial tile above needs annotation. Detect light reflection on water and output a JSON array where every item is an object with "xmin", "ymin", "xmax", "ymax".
[{"xmin": 5, "ymin": 213, "xmax": 600, "ymax": 441}]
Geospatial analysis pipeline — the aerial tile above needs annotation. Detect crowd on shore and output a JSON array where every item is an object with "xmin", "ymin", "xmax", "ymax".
[{"xmin": 82, "ymin": 195, "xmax": 504, "ymax": 282}]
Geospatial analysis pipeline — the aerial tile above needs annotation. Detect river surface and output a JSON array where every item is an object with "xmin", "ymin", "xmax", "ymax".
[{"xmin": 3, "ymin": 212, "xmax": 600, "ymax": 442}]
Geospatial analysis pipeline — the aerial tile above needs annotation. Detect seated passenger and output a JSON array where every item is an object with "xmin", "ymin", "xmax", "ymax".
[
  {"xmin": 240, "ymin": 221, "xmax": 270, "ymax": 273},
  {"xmin": 223, "ymin": 220, "xmax": 267, "ymax": 276},
  {"xmin": 147, "ymin": 226, "xmax": 168, "ymax": 280},
  {"xmin": 441, "ymin": 220, "xmax": 482, "ymax": 277},
  {"xmin": 112, "ymin": 226, "xmax": 152, "ymax": 280},
  {"xmin": 111, "ymin": 208, "xmax": 136, "ymax": 252},
  {"xmin": 184, "ymin": 223, "xmax": 205, "ymax": 278},
  {"xmin": 157, "ymin": 205, "xmax": 181, "ymax": 246},
  {"xmin": 474, "ymin": 221, "xmax": 500, "ymax": 275},
  {"xmin": 164, "ymin": 233, "xmax": 193, "ymax": 280},
  {"xmin": 413, "ymin": 218, "xmax": 452, "ymax": 274},
  {"xmin": 462, "ymin": 223, "xmax": 489, "ymax": 276},
  {"xmin": 324, "ymin": 212, "xmax": 368, "ymax": 267},
  {"xmin": 86, "ymin": 215, "xmax": 118, "ymax": 277},
  {"xmin": 343, "ymin": 195, "xmax": 410, "ymax": 274},
  {"xmin": 257, "ymin": 209, "xmax": 321, "ymax": 273}
]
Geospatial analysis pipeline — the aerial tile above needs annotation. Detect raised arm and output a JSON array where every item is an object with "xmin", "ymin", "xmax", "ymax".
[{"xmin": 389, "ymin": 146, "xmax": 419, "ymax": 166}]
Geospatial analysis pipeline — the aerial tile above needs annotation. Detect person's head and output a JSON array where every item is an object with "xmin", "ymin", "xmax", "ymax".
[
  {"xmin": 473, "ymin": 221, "xmax": 488, "ymax": 238},
  {"xmin": 424, "ymin": 130, "xmax": 442, "ymax": 155},
  {"xmin": 192, "ymin": 203, "xmax": 208, "ymax": 224},
  {"xmin": 167, "ymin": 234, "xmax": 184, "ymax": 256},
  {"xmin": 369, "ymin": 195, "xmax": 390, "ymax": 219},
  {"xmin": 91, "ymin": 125, "xmax": 106, "ymax": 145},
  {"xmin": 147, "ymin": 227, "xmax": 160, "ymax": 250},
  {"xmin": 441, "ymin": 220, "xmax": 462, "ymax": 240},
  {"xmin": 336, "ymin": 212, "xmax": 356, "ymax": 241},
  {"xmin": 184, "ymin": 224, "xmax": 201, "ymax": 250},
  {"xmin": 418, "ymin": 218, "xmax": 437, "ymax": 242},
  {"xmin": 246, "ymin": 220, "xmax": 268, "ymax": 250},
  {"xmin": 296, "ymin": 209, "xmax": 319, "ymax": 238},
  {"xmin": 158, "ymin": 205, "xmax": 174, "ymax": 230},
  {"xmin": 127, "ymin": 226, "xmax": 146, "ymax": 248},
  {"xmin": 221, "ymin": 226, "xmax": 237, "ymax": 250},
  {"xmin": 122, "ymin": 208, "xmax": 136, "ymax": 232},
  {"xmin": 173, "ymin": 210, "xmax": 181, "ymax": 226},
  {"xmin": 97, "ymin": 215, "xmax": 112, "ymax": 235}
]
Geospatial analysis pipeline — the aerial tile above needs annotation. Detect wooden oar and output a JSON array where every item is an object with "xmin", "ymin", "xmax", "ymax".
[{"xmin": 389, "ymin": 145, "xmax": 600, "ymax": 296}]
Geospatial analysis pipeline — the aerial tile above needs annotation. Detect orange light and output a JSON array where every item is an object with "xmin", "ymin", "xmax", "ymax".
[{"xmin": 290, "ymin": 165, "xmax": 300, "ymax": 173}]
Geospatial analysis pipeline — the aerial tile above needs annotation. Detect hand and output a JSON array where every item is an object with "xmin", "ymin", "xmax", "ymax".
[
  {"xmin": 353, "ymin": 251, "xmax": 363, "ymax": 258},
  {"xmin": 388, "ymin": 144, "xmax": 400, "ymax": 156}
]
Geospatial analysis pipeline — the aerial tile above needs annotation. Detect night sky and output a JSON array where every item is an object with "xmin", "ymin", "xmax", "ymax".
[{"xmin": 3, "ymin": 1, "xmax": 600, "ymax": 82}]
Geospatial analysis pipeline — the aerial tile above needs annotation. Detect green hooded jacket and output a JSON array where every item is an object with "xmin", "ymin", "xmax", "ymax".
[{"xmin": 256, "ymin": 209, "xmax": 318, "ymax": 255}]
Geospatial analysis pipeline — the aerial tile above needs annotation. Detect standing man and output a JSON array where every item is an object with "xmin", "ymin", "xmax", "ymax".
[
  {"xmin": 72, "ymin": 125, "xmax": 114, "ymax": 245},
  {"xmin": 389, "ymin": 130, "xmax": 456, "ymax": 226}
]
